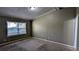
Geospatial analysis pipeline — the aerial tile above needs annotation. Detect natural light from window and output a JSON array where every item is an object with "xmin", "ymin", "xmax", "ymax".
[{"xmin": 7, "ymin": 21, "xmax": 26, "ymax": 36}]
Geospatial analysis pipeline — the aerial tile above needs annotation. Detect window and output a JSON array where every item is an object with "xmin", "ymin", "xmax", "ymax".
[{"xmin": 7, "ymin": 21, "xmax": 26, "ymax": 36}]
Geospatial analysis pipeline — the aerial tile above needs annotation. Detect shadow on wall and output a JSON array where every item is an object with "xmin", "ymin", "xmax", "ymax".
[{"xmin": 32, "ymin": 8, "xmax": 76, "ymax": 47}]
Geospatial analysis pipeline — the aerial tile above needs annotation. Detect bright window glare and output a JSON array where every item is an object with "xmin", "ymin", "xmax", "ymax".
[
  {"xmin": 8, "ymin": 22, "xmax": 17, "ymax": 28},
  {"xmin": 7, "ymin": 21, "xmax": 26, "ymax": 36}
]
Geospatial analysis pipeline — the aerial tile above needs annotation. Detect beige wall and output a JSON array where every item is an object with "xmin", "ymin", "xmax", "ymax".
[
  {"xmin": 64, "ymin": 18, "xmax": 76, "ymax": 46},
  {"xmin": 32, "ymin": 8, "xmax": 76, "ymax": 47}
]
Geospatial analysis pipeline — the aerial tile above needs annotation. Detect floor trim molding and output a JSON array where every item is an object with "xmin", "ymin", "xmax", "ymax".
[
  {"xmin": 33, "ymin": 37, "xmax": 76, "ymax": 51},
  {"xmin": 0, "ymin": 38, "xmax": 30, "ymax": 47}
]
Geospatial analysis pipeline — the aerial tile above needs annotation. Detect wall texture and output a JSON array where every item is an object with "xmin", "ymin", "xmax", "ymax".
[{"xmin": 32, "ymin": 8, "xmax": 76, "ymax": 47}]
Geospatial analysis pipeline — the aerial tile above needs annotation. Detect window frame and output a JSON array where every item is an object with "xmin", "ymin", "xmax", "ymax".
[{"xmin": 6, "ymin": 21, "xmax": 27, "ymax": 37}]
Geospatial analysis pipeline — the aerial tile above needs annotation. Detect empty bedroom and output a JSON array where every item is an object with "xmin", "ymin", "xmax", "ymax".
[{"xmin": 0, "ymin": 7, "xmax": 78, "ymax": 51}]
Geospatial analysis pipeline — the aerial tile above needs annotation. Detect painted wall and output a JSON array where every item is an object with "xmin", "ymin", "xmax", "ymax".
[
  {"xmin": 0, "ymin": 17, "xmax": 6, "ymax": 43},
  {"xmin": 77, "ymin": 8, "xmax": 79, "ymax": 50},
  {"xmin": 63, "ymin": 18, "xmax": 76, "ymax": 47},
  {"xmin": 32, "ymin": 8, "xmax": 76, "ymax": 47}
]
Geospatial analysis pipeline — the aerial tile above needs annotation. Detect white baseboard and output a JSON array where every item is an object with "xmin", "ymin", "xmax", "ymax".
[{"xmin": 33, "ymin": 37, "xmax": 76, "ymax": 51}]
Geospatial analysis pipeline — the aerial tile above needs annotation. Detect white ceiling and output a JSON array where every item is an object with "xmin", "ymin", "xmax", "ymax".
[{"xmin": 0, "ymin": 7, "xmax": 58, "ymax": 20}]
